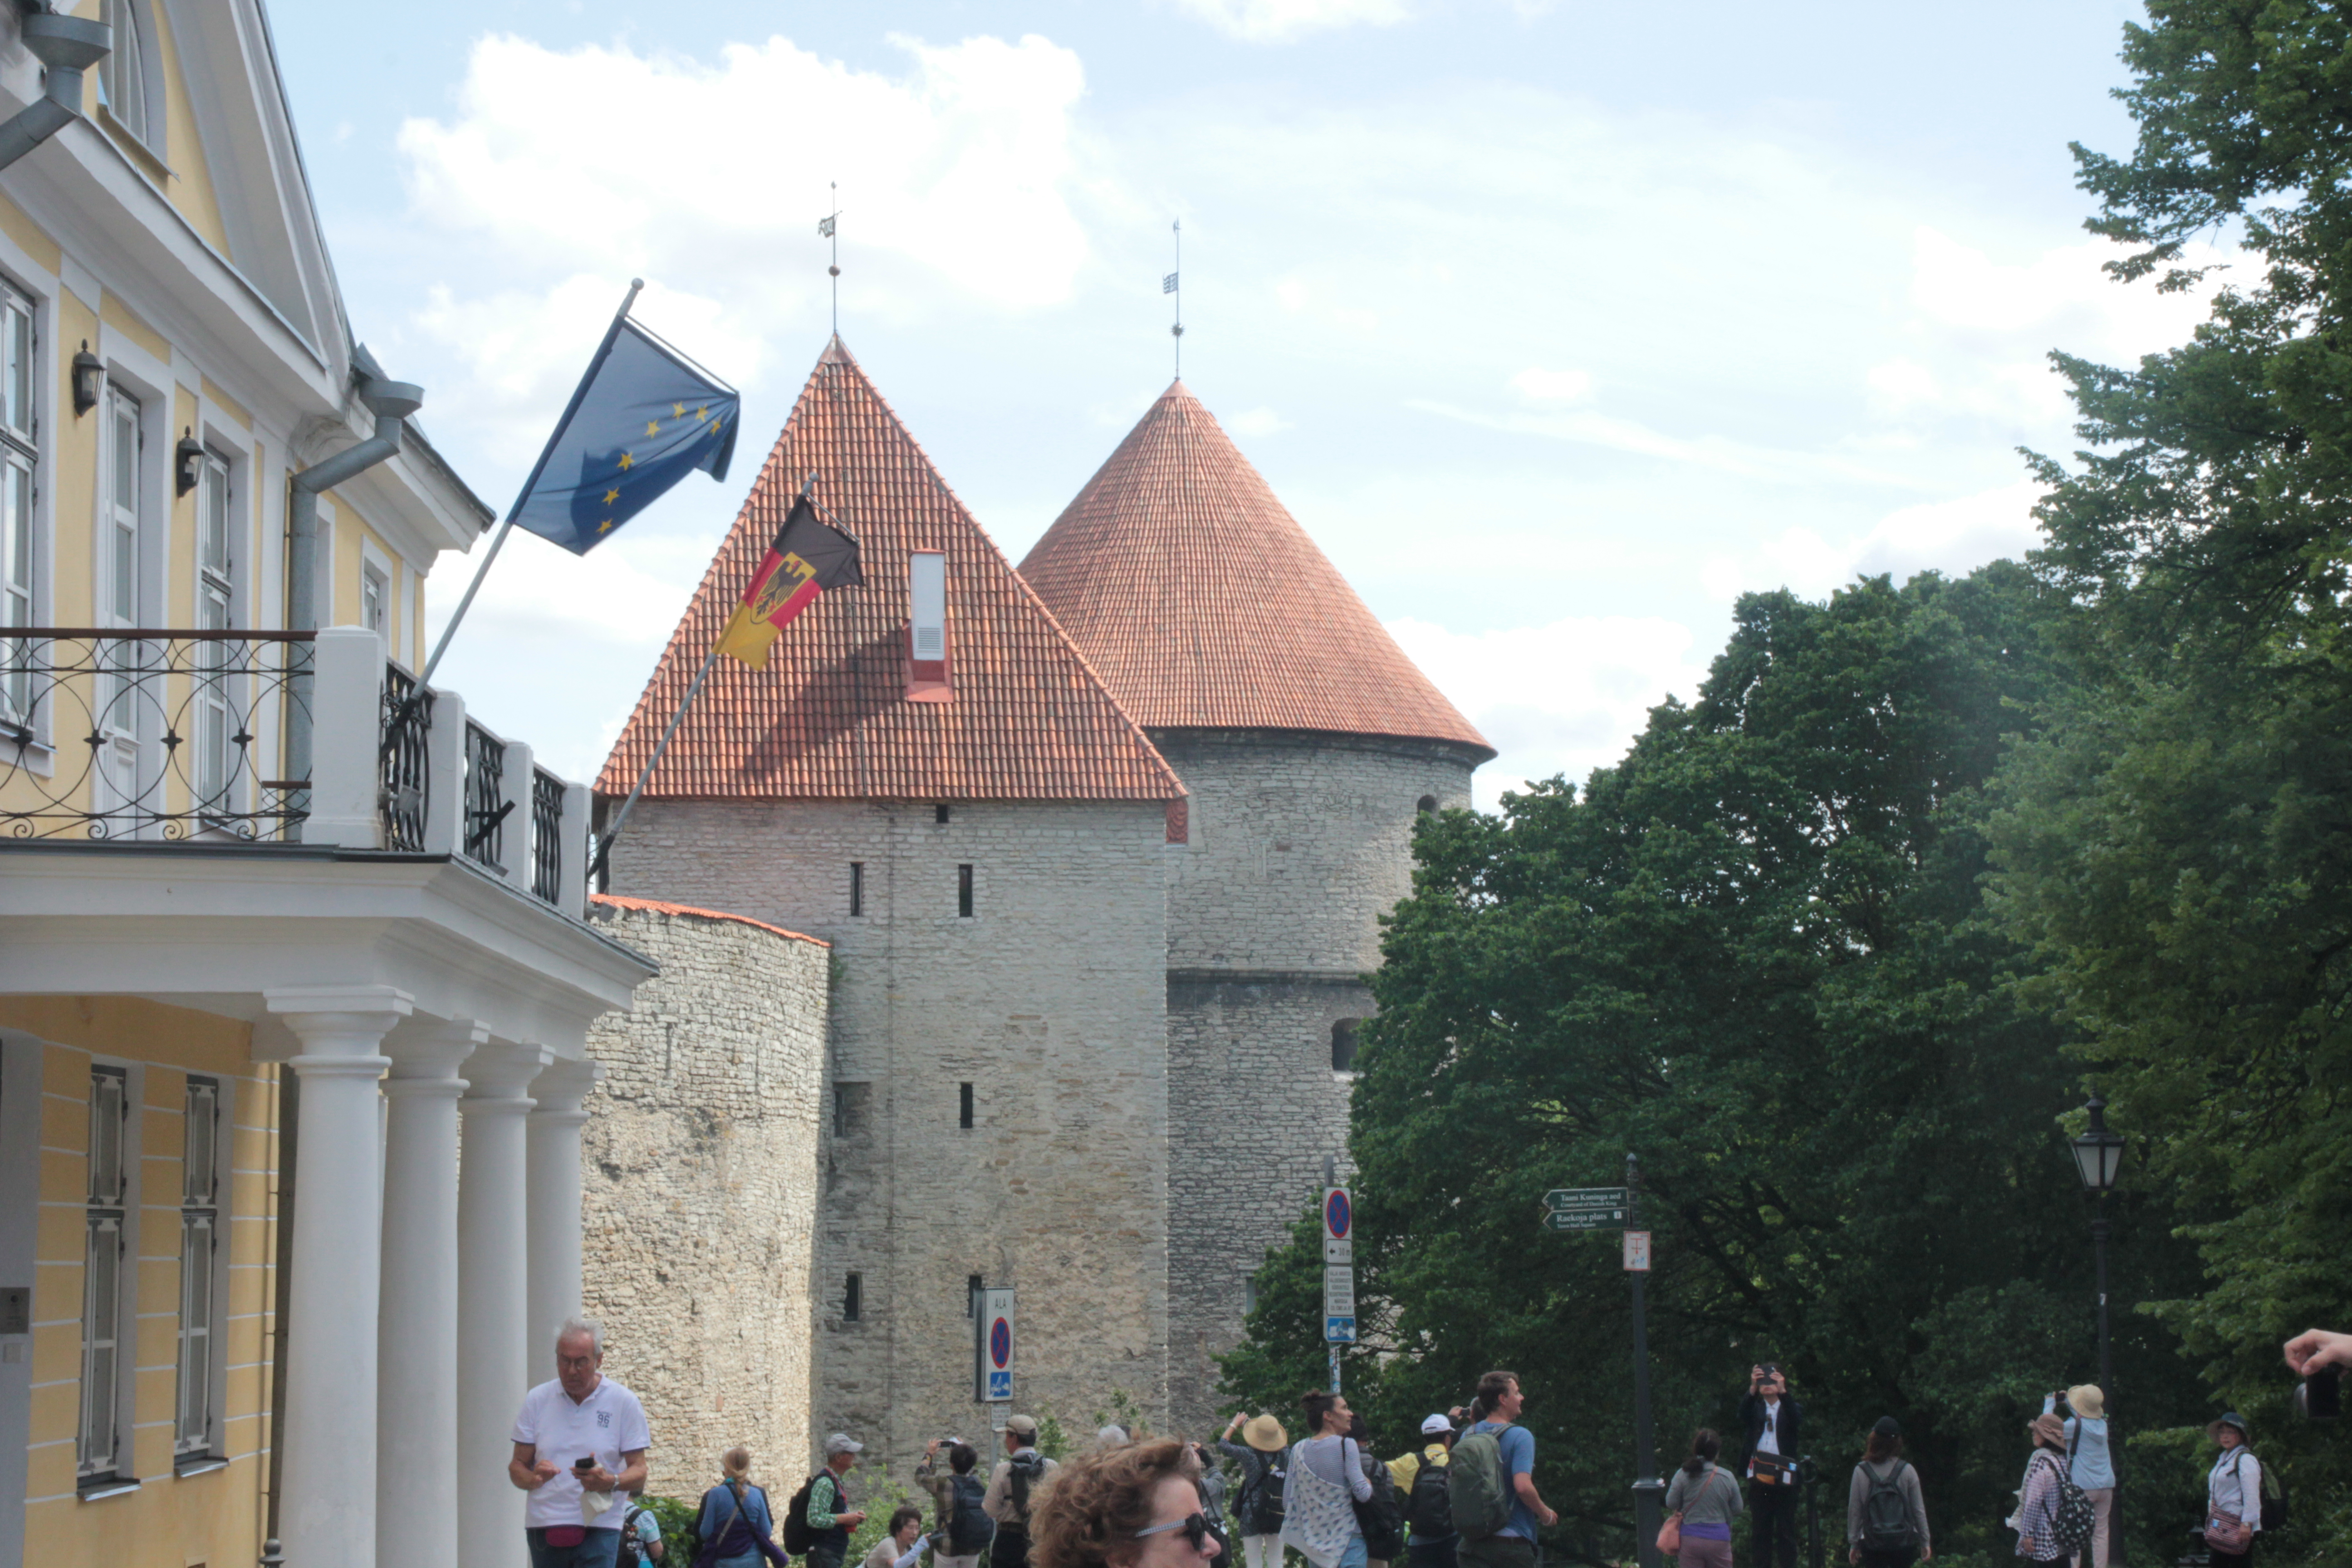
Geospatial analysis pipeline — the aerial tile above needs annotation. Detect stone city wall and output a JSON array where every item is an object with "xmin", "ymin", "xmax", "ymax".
[
  {"xmin": 579, "ymin": 897, "xmax": 830, "ymax": 1499},
  {"xmin": 608, "ymin": 798, "xmax": 1172, "ymax": 1468}
]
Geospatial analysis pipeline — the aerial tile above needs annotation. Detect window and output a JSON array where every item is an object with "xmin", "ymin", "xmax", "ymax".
[
  {"xmin": 1243, "ymin": 1274, "xmax": 1259, "ymax": 1316},
  {"xmin": 194, "ymin": 452, "xmax": 236, "ymax": 818},
  {"xmin": 79, "ymin": 1066, "xmax": 129, "ymax": 1481},
  {"xmin": 843, "ymin": 1273, "xmax": 862, "ymax": 1322},
  {"xmin": 1416, "ymin": 795, "xmax": 1437, "ymax": 815},
  {"xmin": 0, "ymin": 282, "xmax": 34, "ymax": 734},
  {"xmin": 957, "ymin": 864, "xmax": 973, "ymax": 918},
  {"xmin": 97, "ymin": 0, "xmax": 152, "ymax": 147},
  {"xmin": 934, "ymin": 803, "xmax": 951, "ymax": 824},
  {"xmin": 176, "ymin": 1076, "xmax": 220, "ymax": 1459},
  {"xmin": 1331, "ymin": 1019, "xmax": 1362, "ymax": 1074},
  {"xmin": 97, "ymin": 384, "xmax": 141, "ymax": 760},
  {"xmin": 832, "ymin": 1081, "xmax": 868, "ymax": 1139},
  {"xmin": 361, "ymin": 561, "xmax": 389, "ymax": 640},
  {"xmin": 907, "ymin": 549, "xmax": 949, "ymax": 699},
  {"xmin": 959, "ymin": 1082, "xmax": 974, "ymax": 1130},
  {"xmin": 849, "ymin": 862, "xmax": 863, "ymax": 917}
]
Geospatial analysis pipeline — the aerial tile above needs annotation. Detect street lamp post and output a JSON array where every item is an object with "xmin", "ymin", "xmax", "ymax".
[{"xmin": 2069, "ymin": 1094, "xmax": 2127, "ymax": 1564}]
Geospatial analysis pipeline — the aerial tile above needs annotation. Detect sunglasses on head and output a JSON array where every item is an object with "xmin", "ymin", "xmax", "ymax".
[{"xmin": 1133, "ymin": 1514, "xmax": 1215, "ymax": 1552}]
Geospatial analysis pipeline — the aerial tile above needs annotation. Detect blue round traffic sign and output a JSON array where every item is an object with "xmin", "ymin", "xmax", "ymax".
[
  {"xmin": 1325, "ymin": 1189, "xmax": 1351, "ymax": 1240},
  {"xmin": 990, "ymin": 1318, "xmax": 1012, "ymax": 1369}
]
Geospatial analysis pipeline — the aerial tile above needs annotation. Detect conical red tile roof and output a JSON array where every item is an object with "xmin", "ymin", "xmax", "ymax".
[
  {"xmin": 597, "ymin": 341, "xmax": 1182, "ymax": 802},
  {"xmin": 1018, "ymin": 383, "xmax": 1491, "ymax": 754}
]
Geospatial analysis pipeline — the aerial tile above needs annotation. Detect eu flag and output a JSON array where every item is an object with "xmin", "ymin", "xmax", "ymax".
[{"xmin": 509, "ymin": 318, "xmax": 740, "ymax": 555}]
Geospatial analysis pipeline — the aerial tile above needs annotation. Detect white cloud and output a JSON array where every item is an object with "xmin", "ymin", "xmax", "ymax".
[
  {"xmin": 1224, "ymin": 406, "xmax": 1291, "ymax": 437},
  {"xmin": 1510, "ymin": 366, "xmax": 1593, "ymax": 402},
  {"xmin": 1168, "ymin": 0, "xmax": 1412, "ymax": 42},
  {"xmin": 1386, "ymin": 615, "xmax": 1713, "ymax": 808},
  {"xmin": 1699, "ymin": 478, "xmax": 2046, "ymax": 603}
]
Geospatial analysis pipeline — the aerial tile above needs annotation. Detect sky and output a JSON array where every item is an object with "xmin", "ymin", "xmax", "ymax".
[{"xmin": 265, "ymin": 0, "xmax": 2215, "ymax": 808}]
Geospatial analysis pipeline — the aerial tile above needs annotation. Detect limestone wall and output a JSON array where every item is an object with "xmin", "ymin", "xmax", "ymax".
[
  {"xmin": 607, "ymin": 799, "xmax": 1172, "ymax": 1468},
  {"xmin": 578, "ymin": 898, "xmax": 830, "ymax": 1498}
]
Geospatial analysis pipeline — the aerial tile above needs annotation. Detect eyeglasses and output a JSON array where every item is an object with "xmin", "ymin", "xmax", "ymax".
[{"xmin": 1133, "ymin": 1514, "xmax": 1214, "ymax": 1552}]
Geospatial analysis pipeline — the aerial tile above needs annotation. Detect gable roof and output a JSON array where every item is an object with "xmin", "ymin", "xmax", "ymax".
[
  {"xmin": 597, "ymin": 340, "xmax": 1183, "ymax": 804},
  {"xmin": 1018, "ymin": 382, "xmax": 1492, "ymax": 756}
]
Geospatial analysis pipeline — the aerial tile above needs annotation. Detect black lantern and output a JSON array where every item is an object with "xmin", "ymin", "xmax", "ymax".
[
  {"xmin": 70, "ymin": 341, "xmax": 101, "ymax": 416},
  {"xmin": 2071, "ymin": 1094, "xmax": 2127, "ymax": 1193},
  {"xmin": 174, "ymin": 428, "xmax": 204, "ymax": 497}
]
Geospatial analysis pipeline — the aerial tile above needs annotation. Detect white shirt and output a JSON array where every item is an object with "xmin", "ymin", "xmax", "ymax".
[
  {"xmin": 2211, "ymin": 1449, "xmax": 2263, "ymax": 1533},
  {"xmin": 512, "ymin": 1376, "xmax": 652, "ymax": 1530},
  {"xmin": 1747, "ymin": 1399, "xmax": 1782, "ymax": 1481}
]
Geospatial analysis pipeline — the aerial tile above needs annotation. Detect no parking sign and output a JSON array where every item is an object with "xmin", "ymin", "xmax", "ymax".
[{"xmin": 976, "ymin": 1287, "xmax": 1015, "ymax": 1403}]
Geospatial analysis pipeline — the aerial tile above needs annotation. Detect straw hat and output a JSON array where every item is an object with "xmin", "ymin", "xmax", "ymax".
[
  {"xmin": 2067, "ymin": 1384, "xmax": 2106, "ymax": 1420},
  {"xmin": 2029, "ymin": 1412, "xmax": 2068, "ymax": 1449},
  {"xmin": 1243, "ymin": 1414, "xmax": 1289, "ymax": 1453}
]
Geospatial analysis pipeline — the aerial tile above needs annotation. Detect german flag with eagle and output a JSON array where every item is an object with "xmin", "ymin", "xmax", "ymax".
[{"xmin": 714, "ymin": 497, "xmax": 863, "ymax": 669}]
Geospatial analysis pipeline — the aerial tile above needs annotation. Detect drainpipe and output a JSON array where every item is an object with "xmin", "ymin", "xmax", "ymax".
[
  {"xmin": 0, "ymin": 13, "xmax": 110, "ymax": 172},
  {"xmin": 284, "ymin": 375, "xmax": 423, "ymax": 836}
]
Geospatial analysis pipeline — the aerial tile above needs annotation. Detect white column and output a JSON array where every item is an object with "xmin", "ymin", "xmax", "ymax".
[
  {"xmin": 458, "ymin": 1041, "xmax": 551, "ymax": 1568},
  {"xmin": 306, "ymin": 627, "xmax": 388, "ymax": 848},
  {"xmin": 378, "ymin": 1019, "xmax": 483, "ymax": 1568},
  {"xmin": 500, "ymin": 739, "xmax": 535, "ymax": 892},
  {"xmin": 525, "ymin": 1057, "xmax": 602, "ymax": 1355},
  {"xmin": 266, "ymin": 985, "xmax": 412, "ymax": 1568}
]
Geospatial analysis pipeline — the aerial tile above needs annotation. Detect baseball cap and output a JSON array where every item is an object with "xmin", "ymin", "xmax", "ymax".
[
  {"xmin": 826, "ymin": 1433, "xmax": 865, "ymax": 1455},
  {"xmin": 1004, "ymin": 1414, "xmax": 1038, "ymax": 1437},
  {"xmin": 1421, "ymin": 1414, "xmax": 1455, "ymax": 1436}
]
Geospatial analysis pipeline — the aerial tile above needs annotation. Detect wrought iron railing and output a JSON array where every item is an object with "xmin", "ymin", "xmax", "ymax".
[
  {"xmin": 530, "ymin": 767, "xmax": 564, "ymax": 903},
  {"xmin": 462, "ymin": 720, "xmax": 507, "ymax": 870},
  {"xmin": 0, "ymin": 629, "xmax": 312, "ymax": 841},
  {"xmin": 379, "ymin": 663, "xmax": 431, "ymax": 853}
]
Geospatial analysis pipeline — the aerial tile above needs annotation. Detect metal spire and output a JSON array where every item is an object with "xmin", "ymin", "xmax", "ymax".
[
  {"xmin": 1166, "ymin": 219, "xmax": 1184, "ymax": 378},
  {"xmin": 820, "ymin": 182, "xmax": 842, "ymax": 336}
]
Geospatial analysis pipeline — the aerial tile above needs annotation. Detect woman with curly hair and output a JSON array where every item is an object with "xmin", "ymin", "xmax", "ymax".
[{"xmin": 1031, "ymin": 1437, "xmax": 1222, "ymax": 1568}]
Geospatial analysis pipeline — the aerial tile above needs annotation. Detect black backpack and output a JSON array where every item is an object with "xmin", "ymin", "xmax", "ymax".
[
  {"xmin": 784, "ymin": 1472, "xmax": 828, "ymax": 1555},
  {"xmin": 1241, "ymin": 1453, "xmax": 1287, "ymax": 1535},
  {"xmin": 620, "ymin": 1504, "xmax": 654, "ymax": 1567},
  {"xmin": 1004, "ymin": 1452, "xmax": 1049, "ymax": 1529},
  {"xmin": 1354, "ymin": 1457, "xmax": 1405, "ymax": 1561},
  {"xmin": 1404, "ymin": 1454, "xmax": 1453, "ymax": 1539},
  {"xmin": 948, "ymin": 1471, "xmax": 997, "ymax": 1553},
  {"xmin": 2234, "ymin": 1451, "xmax": 2288, "ymax": 1532},
  {"xmin": 1857, "ymin": 1461, "xmax": 1915, "ymax": 1553}
]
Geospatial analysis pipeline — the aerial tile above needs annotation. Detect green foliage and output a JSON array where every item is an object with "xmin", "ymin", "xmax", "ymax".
[
  {"xmin": 843, "ymin": 1477, "xmax": 924, "ymax": 1568},
  {"xmin": 1227, "ymin": 567, "xmax": 2211, "ymax": 1566},
  {"xmin": 1033, "ymin": 1412, "xmax": 1073, "ymax": 1464},
  {"xmin": 639, "ymin": 1494, "xmax": 699, "ymax": 1568}
]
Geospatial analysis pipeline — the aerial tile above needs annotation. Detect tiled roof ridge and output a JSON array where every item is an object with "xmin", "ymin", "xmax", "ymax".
[
  {"xmin": 588, "ymin": 893, "xmax": 829, "ymax": 948},
  {"xmin": 1017, "ymin": 382, "xmax": 1493, "ymax": 755},
  {"xmin": 596, "ymin": 340, "xmax": 1186, "ymax": 803}
]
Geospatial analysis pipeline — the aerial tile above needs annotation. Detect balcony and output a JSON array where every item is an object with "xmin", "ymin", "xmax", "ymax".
[{"xmin": 0, "ymin": 627, "xmax": 592, "ymax": 920}]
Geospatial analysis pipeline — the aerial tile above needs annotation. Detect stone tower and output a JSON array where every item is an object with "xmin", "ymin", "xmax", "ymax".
[
  {"xmin": 596, "ymin": 340, "xmax": 1186, "ymax": 1464},
  {"xmin": 1019, "ymin": 383, "xmax": 1492, "ymax": 1431}
]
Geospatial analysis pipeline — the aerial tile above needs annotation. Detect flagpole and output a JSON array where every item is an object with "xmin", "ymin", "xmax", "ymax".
[
  {"xmin": 591, "ymin": 471, "xmax": 823, "ymax": 885},
  {"xmin": 414, "ymin": 276, "xmax": 645, "ymax": 694}
]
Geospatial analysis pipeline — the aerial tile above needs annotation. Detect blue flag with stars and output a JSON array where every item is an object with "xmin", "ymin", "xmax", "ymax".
[{"xmin": 509, "ymin": 318, "xmax": 740, "ymax": 555}]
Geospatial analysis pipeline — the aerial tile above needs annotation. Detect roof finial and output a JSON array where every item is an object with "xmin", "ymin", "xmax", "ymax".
[
  {"xmin": 820, "ymin": 182, "xmax": 842, "ymax": 338},
  {"xmin": 1164, "ymin": 218, "xmax": 1183, "ymax": 380}
]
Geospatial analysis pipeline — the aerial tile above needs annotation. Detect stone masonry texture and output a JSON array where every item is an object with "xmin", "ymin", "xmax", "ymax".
[
  {"xmin": 579, "ymin": 901, "xmax": 831, "ymax": 1499},
  {"xmin": 1153, "ymin": 730, "xmax": 1478, "ymax": 1434},
  {"xmin": 608, "ymin": 798, "xmax": 1172, "ymax": 1470}
]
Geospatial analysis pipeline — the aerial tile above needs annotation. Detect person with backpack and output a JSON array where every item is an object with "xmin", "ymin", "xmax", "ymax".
[
  {"xmin": 1739, "ymin": 1366, "xmax": 1804, "ymax": 1568},
  {"xmin": 1386, "ymin": 1416, "xmax": 1459, "ymax": 1568},
  {"xmin": 1186, "ymin": 1441, "xmax": 1234, "ymax": 1568},
  {"xmin": 693, "ymin": 1447, "xmax": 791, "ymax": 1568},
  {"xmin": 1218, "ymin": 1411, "xmax": 1290, "ymax": 1568},
  {"xmin": 1662, "ymin": 1429, "xmax": 1742, "ymax": 1568},
  {"xmin": 1279, "ymin": 1390, "xmax": 1374, "ymax": 1568},
  {"xmin": 790, "ymin": 1434, "xmax": 872, "ymax": 1568},
  {"xmin": 1451, "ymin": 1371, "xmax": 1556, "ymax": 1568},
  {"xmin": 920, "ymin": 1439, "xmax": 997, "ymax": 1568},
  {"xmin": 985, "ymin": 1414, "xmax": 1063, "ymax": 1568},
  {"xmin": 1843, "ymin": 1419, "xmax": 1927, "ymax": 1568},
  {"xmin": 2007, "ymin": 1413, "xmax": 2088, "ymax": 1563},
  {"xmin": 2204, "ymin": 1412, "xmax": 2265, "ymax": 1566},
  {"xmin": 1347, "ymin": 1414, "xmax": 1404, "ymax": 1568},
  {"xmin": 865, "ymin": 1505, "xmax": 936, "ymax": 1568},
  {"xmin": 2042, "ymin": 1388, "xmax": 2112, "ymax": 1568},
  {"xmin": 621, "ymin": 1497, "xmax": 666, "ymax": 1567}
]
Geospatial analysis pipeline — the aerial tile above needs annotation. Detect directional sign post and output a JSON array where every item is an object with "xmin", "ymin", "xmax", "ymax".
[
  {"xmin": 1540, "ymin": 1171, "xmax": 1662, "ymax": 1568},
  {"xmin": 974, "ymin": 1286, "xmax": 1014, "ymax": 1404},
  {"xmin": 1323, "ymin": 1184, "xmax": 1354, "ymax": 1387}
]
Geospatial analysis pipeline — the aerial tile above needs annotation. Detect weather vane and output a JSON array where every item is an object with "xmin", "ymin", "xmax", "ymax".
[
  {"xmin": 1164, "ymin": 219, "xmax": 1183, "ymax": 378},
  {"xmin": 819, "ymin": 182, "xmax": 842, "ymax": 336}
]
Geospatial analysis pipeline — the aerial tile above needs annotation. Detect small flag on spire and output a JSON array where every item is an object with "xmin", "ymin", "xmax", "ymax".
[
  {"xmin": 1163, "ymin": 272, "xmax": 1179, "ymax": 294},
  {"xmin": 819, "ymin": 215, "xmax": 837, "ymax": 238}
]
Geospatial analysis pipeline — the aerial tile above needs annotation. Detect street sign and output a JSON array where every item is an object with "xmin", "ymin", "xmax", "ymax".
[
  {"xmin": 977, "ymin": 1286, "xmax": 1014, "ymax": 1402},
  {"xmin": 989, "ymin": 1402, "xmax": 1010, "ymax": 1432},
  {"xmin": 1623, "ymin": 1230, "xmax": 1652, "ymax": 1272},
  {"xmin": 1324, "ymin": 1187, "xmax": 1357, "ymax": 1341},
  {"xmin": 1323, "ymin": 1187, "xmax": 1352, "ymax": 1242},
  {"xmin": 1327, "ymin": 1315, "xmax": 1357, "ymax": 1343},
  {"xmin": 1325, "ymin": 1235, "xmax": 1353, "ymax": 1264},
  {"xmin": 1546, "ymin": 1187, "xmax": 1628, "ymax": 1211},
  {"xmin": 1323, "ymin": 1264, "xmax": 1355, "ymax": 1318},
  {"xmin": 1542, "ymin": 1209, "xmax": 1622, "ymax": 1231}
]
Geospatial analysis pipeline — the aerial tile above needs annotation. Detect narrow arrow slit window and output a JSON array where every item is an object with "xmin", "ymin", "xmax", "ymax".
[{"xmin": 907, "ymin": 549, "xmax": 950, "ymax": 699}]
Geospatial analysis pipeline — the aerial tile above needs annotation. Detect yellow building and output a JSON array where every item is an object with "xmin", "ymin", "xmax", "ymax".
[{"xmin": 0, "ymin": 7, "xmax": 654, "ymax": 1568}]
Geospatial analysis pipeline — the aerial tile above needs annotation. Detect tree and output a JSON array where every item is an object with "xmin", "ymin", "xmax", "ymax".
[{"xmin": 1226, "ymin": 567, "xmax": 2205, "ymax": 1564}]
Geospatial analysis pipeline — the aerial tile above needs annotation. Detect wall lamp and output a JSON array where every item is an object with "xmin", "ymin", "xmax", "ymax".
[
  {"xmin": 70, "ymin": 341, "xmax": 101, "ymax": 416},
  {"xmin": 175, "ymin": 428, "xmax": 204, "ymax": 497}
]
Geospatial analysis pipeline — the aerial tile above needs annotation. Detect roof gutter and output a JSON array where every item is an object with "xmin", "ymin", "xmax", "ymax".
[
  {"xmin": 0, "ymin": 12, "xmax": 109, "ymax": 172},
  {"xmin": 284, "ymin": 373, "xmax": 424, "ymax": 836}
]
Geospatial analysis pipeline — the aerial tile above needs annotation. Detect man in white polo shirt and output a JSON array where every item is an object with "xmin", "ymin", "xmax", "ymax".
[{"xmin": 510, "ymin": 1316, "xmax": 652, "ymax": 1568}]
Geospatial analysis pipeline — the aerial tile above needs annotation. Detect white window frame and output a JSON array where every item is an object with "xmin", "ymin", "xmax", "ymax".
[
  {"xmin": 359, "ymin": 559, "xmax": 388, "ymax": 644},
  {"xmin": 175, "ymin": 1074, "xmax": 222, "ymax": 1461},
  {"xmin": 98, "ymin": 381, "xmax": 143, "ymax": 746},
  {"xmin": 97, "ymin": 0, "xmax": 160, "ymax": 154},
  {"xmin": 78, "ymin": 1064, "xmax": 131, "ymax": 1482},
  {"xmin": 193, "ymin": 450, "xmax": 239, "ymax": 823},
  {"xmin": 0, "ymin": 279, "xmax": 35, "ymax": 738}
]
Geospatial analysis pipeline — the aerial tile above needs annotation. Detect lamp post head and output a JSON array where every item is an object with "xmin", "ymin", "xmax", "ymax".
[{"xmin": 2070, "ymin": 1094, "xmax": 2126, "ymax": 1194}]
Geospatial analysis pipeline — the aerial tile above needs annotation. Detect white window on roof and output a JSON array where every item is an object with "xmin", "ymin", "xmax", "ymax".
[
  {"xmin": 361, "ymin": 561, "xmax": 389, "ymax": 641},
  {"xmin": 98, "ymin": 0, "xmax": 154, "ymax": 148}
]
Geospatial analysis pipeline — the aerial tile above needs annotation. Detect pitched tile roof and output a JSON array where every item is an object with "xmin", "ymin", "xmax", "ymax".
[
  {"xmin": 1018, "ymin": 382, "xmax": 1492, "ymax": 755},
  {"xmin": 596, "ymin": 340, "xmax": 1182, "ymax": 803}
]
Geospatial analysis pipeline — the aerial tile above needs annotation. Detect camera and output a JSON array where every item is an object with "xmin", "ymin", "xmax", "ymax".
[{"xmin": 2298, "ymin": 1367, "xmax": 2340, "ymax": 1420}]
